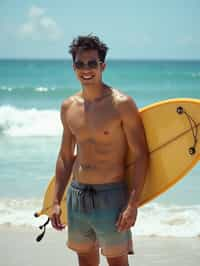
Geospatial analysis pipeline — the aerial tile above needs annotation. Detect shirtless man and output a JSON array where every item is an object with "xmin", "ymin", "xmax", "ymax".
[{"xmin": 51, "ymin": 35, "xmax": 149, "ymax": 266}]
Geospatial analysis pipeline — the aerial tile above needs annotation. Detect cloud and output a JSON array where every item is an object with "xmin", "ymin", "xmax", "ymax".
[
  {"xmin": 18, "ymin": 6, "xmax": 63, "ymax": 41},
  {"xmin": 29, "ymin": 6, "xmax": 45, "ymax": 18}
]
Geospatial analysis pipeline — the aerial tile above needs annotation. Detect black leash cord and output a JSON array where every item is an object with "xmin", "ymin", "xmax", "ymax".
[
  {"xmin": 36, "ymin": 218, "xmax": 50, "ymax": 242},
  {"xmin": 177, "ymin": 106, "xmax": 198, "ymax": 155}
]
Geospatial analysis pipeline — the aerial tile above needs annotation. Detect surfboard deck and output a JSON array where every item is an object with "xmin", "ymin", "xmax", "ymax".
[{"xmin": 34, "ymin": 98, "xmax": 200, "ymax": 226}]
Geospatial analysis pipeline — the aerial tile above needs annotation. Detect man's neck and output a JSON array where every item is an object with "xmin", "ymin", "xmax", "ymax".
[{"xmin": 82, "ymin": 83, "xmax": 109, "ymax": 102}]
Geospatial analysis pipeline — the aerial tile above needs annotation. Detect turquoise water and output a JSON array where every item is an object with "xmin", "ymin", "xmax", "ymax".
[
  {"xmin": 0, "ymin": 59, "xmax": 200, "ymax": 236},
  {"xmin": 1, "ymin": 59, "xmax": 200, "ymax": 109}
]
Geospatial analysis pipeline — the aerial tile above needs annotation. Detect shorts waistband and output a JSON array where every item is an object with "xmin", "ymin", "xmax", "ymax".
[{"xmin": 70, "ymin": 179, "xmax": 126, "ymax": 191}]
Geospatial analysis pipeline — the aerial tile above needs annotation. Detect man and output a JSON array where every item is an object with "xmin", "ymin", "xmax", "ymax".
[{"xmin": 51, "ymin": 35, "xmax": 149, "ymax": 266}]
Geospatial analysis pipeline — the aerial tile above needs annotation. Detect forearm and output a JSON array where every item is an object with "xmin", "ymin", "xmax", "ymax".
[
  {"xmin": 127, "ymin": 154, "xmax": 149, "ymax": 208},
  {"xmin": 53, "ymin": 154, "xmax": 75, "ymax": 205}
]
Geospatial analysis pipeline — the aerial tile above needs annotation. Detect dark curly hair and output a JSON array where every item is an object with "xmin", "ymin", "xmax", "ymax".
[{"xmin": 69, "ymin": 34, "xmax": 109, "ymax": 63}]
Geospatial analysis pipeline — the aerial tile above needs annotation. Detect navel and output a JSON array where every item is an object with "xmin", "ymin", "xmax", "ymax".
[{"xmin": 104, "ymin": 130, "xmax": 109, "ymax": 135}]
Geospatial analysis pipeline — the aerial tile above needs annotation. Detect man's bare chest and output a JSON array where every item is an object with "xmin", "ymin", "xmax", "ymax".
[{"xmin": 67, "ymin": 102, "xmax": 121, "ymax": 140}]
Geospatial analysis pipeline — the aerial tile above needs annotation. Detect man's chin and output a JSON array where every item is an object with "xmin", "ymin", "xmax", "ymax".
[{"xmin": 80, "ymin": 79, "xmax": 95, "ymax": 86}]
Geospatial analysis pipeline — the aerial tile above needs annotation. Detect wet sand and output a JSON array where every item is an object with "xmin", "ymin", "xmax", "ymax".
[{"xmin": 0, "ymin": 225, "xmax": 199, "ymax": 266}]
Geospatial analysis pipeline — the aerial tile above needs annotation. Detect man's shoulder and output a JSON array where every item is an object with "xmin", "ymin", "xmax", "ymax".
[
  {"xmin": 112, "ymin": 88, "xmax": 137, "ymax": 112},
  {"xmin": 61, "ymin": 93, "xmax": 81, "ymax": 111}
]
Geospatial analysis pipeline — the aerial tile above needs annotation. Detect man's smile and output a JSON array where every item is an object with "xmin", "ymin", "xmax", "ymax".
[{"xmin": 81, "ymin": 74, "xmax": 95, "ymax": 80}]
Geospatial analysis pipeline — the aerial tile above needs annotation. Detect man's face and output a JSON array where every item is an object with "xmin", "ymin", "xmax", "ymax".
[{"xmin": 73, "ymin": 49, "xmax": 106, "ymax": 86}]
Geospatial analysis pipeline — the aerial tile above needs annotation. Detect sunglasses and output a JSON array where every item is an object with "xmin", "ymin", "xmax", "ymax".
[{"xmin": 74, "ymin": 60, "xmax": 102, "ymax": 70}]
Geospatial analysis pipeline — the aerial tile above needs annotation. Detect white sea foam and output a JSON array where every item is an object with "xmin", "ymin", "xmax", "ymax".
[
  {"xmin": 0, "ymin": 105, "xmax": 62, "ymax": 136},
  {"xmin": 0, "ymin": 198, "xmax": 200, "ymax": 237},
  {"xmin": 0, "ymin": 198, "xmax": 47, "ymax": 227},
  {"xmin": 192, "ymin": 72, "xmax": 200, "ymax": 78},
  {"xmin": 35, "ymin": 87, "xmax": 48, "ymax": 92},
  {"xmin": 0, "ymin": 86, "xmax": 13, "ymax": 91},
  {"xmin": 135, "ymin": 203, "xmax": 200, "ymax": 237},
  {"xmin": 0, "ymin": 86, "xmax": 56, "ymax": 93}
]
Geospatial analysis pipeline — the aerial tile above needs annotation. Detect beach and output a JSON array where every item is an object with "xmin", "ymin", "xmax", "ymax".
[
  {"xmin": 1, "ymin": 225, "xmax": 199, "ymax": 266},
  {"xmin": 0, "ymin": 59, "xmax": 200, "ymax": 265},
  {"xmin": 1, "ymin": 0, "xmax": 200, "ymax": 264}
]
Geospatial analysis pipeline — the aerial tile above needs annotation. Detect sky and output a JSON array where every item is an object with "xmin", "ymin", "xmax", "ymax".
[{"xmin": 0, "ymin": 0, "xmax": 200, "ymax": 59}]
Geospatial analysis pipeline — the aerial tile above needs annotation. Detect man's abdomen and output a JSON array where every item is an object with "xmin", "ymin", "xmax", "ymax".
[{"xmin": 72, "ymin": 157, "xmax": 126, "ymax": 184}]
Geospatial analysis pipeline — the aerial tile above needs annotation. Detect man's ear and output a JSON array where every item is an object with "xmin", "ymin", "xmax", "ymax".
[{"xmin": 101, "ymin": 63, "xmax": 106, "ymax": 71}]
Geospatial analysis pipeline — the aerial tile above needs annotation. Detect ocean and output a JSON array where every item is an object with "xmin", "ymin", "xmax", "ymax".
[{"xmin": 0, "ymin": 59, "xmax": 200, "ymax": 237}]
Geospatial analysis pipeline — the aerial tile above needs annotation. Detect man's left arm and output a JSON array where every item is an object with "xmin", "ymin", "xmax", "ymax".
[{"xmin": 116, "ymin": 96, "xmax": 149, "ymax": 232}]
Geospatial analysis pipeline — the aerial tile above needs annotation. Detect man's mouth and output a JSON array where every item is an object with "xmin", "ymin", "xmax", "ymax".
[{"xmin": 81, "ymin": 75, "xmax": 95, "ymax": 80}]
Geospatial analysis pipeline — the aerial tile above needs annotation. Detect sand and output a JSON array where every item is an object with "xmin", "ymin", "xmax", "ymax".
[{"xmin": 0, "ymin": 225, "xmax": 199, "ymax": 266}]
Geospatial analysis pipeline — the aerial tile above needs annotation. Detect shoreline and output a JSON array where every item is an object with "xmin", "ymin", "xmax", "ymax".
[{"xmin": 1, "ymin": 225, "xmax": 200, "ymax": 266}]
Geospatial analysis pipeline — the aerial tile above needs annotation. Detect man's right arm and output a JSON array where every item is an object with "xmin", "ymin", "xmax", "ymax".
[{"xmin": 51, "ymin": 99, "xmax": 75, "ymax": 230}]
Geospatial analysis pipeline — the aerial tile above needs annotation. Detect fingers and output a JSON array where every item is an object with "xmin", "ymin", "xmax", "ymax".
[
  {"xmin": 116, "ymin": 213, "xmax": 130, "ymax": 232},
  {"xmin": 122, "ymin": 221, "xmax": 132, "ymax": 232},
  {"xmin": 51, "ymin": 214, "xmax": 65, "ymax": 230},
  {"xmin": 116, "ymin": 210, "xmax": 135, "ymax": 232},
  {"xmin": 117, "ymin": 216, "xmax": 129, "ymax": 232},
  {"xmin": 50, "ymin": 205, "xmax": 65, "ymax": 231},
  {"xmin": 115, "ymin": 212, "xmax": 122, "ymax": 228},
  {"xmin": 118, "ymin": 219, "xmax": 132, "ymax": 232}
]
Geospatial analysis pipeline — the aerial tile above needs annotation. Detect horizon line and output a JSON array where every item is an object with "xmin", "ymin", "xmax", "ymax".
[{"xmin": 1, "ymin": 57, "xmax": 200, "ymax": 61}]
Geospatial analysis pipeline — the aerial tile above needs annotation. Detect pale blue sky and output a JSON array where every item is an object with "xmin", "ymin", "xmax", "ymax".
[{"xmin": 0, "ymin": 0, "xmax": 200, "ymax": 59}]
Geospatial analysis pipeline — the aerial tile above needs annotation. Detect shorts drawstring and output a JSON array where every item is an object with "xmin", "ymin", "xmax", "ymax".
[{"xmin": 79, "ymin": 185, "xmax": 97, "ymax": 212}]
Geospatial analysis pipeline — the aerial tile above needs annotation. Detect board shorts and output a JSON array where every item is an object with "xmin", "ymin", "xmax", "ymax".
[{"xmin": 66, "ymin": 179, "xmax": 133, "ymax": 258}]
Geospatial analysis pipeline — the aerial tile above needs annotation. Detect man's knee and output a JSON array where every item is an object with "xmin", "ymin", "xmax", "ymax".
[
  {"xmin": 106, "ymin": 254, "xmax": 129, "ymax": 266},
  {"xmin": 77, "ymin": 247, "xmax": 100, "ymax": 266}
]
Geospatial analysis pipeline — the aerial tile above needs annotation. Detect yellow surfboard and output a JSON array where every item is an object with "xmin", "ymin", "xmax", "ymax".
[{"xmin": 34, "ymin": 98, "xmax": 200, "ymax": 231}]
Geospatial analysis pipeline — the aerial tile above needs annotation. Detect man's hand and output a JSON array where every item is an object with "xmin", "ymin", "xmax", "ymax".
[
  {"xmin": 50, "ymin": 204, "xmax": 66, "ymax": 231},
  {"xmin": 116, "ymin": 205, "xmax": 138, "ymax": 232}
]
